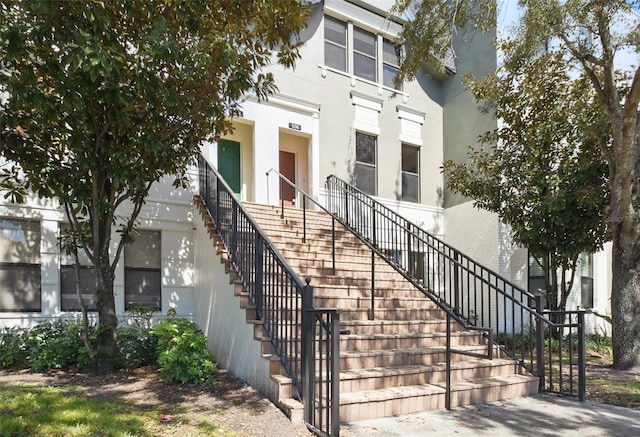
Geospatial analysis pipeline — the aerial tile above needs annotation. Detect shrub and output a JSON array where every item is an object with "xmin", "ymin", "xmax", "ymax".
[
  {"xmin": 0, "ymin": 326, "xmax": 28, "ymax": 369},
  {"xmin": 24, "ymin": 319, "xmax": 96, "ymax": 372},
  {"xmin": 151, "ymin": 318, "xmax": 216, "ymax": 384},
  {"xmin": 116, "ymin": 324, "xmax": 157, "ymax": 370}
]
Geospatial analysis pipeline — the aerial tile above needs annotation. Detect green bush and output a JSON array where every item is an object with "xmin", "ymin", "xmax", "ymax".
[
  {"xmin": 24, "ymin": 319, "xmax": 96, "ymax": 372},
  {"xmin": 151, "ymin": 318, "xmax": 217, "ymax": 384},
  {"xmin": 0, "ymin": 326, "xmax": 28, "ymax": 369},
  {"xmin": 116, "ymin": 324, "xmax": 157, "ymax": 370}
]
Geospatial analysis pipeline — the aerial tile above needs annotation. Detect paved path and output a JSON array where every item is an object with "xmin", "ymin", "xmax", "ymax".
[{"xmin": 340, "ymin": 395, "xmax": 640, "ymax": 436}]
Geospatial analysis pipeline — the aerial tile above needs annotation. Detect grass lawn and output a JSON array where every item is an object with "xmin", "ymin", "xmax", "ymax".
[{"xmin": 0, "ymin": 385, "xmax": 203, "ymax": 437}]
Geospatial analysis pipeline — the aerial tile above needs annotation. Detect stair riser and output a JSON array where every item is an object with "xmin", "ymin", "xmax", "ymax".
[
  {"xmin": 340, "ymin": 349, "xmax": 493, "ymax": 369},
  {"xmin": 339, "ymin": 363, "xmax": 524, "ymax": 393},
  {"xmin": 341, "ymin": 334, "xmax": 488, "ymax": 351},
  {"xmin": 339, "ymin": 378, "xmax": 539, "ymax": 422}
]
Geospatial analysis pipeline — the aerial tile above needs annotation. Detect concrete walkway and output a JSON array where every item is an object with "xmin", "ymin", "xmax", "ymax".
[{"xmin": 340, "ymin": 395, "xmax": 640, "ymax": 436}]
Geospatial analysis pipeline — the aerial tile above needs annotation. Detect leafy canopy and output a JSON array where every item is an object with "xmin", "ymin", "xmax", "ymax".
[{"xmin": 0, "ymin": 0, "xmax": 308, "ymax": 260}]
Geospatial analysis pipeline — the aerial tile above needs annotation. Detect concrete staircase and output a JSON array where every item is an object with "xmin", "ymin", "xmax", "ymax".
[{"xmin": 242, "ymin": 202, "xmax": 538, "ymax": 423}]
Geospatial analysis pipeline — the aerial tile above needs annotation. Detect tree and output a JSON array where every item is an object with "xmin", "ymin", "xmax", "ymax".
[
  {"xmin": 0, "ymin": 0, "xmax": 308, "ymax": 373},
  {"xmin": 394, "ymin": 0, "xmax": 640, "ymax": 369},
  {"xmin": 441, "ymin": 47, "xmax": 610, "ymax": 325}
]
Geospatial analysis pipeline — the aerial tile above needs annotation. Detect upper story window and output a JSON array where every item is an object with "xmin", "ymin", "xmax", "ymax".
[
  {"xmin": 323, "ymin": 15, "xmax": 401, "ymax": 90},
  {"xmin": 125, "ymin": 230, "xmax": 161, "ymax": 311},
  {"xmin": 0, "ymin": 218, "xmax": 41, "ymax": 312},
  {"xmin": 355, "ymin": 132, "xmax": 377, "ymax": 196},
  {"xmin": 324, "ymin": 16, "xmax": 347, "ymax": 72},
  {"xmin": 401, "ymin": 144, "xmax": 420, "ymax": 202},
  {"xmin": 383, "ymin": 38, "xmax": 400, "ymax": 88},
  {"xmin": 353, "ymin": 27, "xmax": 376, "ymax": 82}
]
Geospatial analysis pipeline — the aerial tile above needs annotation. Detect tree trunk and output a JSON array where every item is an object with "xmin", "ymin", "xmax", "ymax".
[
  {"xmin": 95, "ymin": 252, "xmax": 118, "ymax": 374},
  {"xmin": 611, "ymin": 233, "xmax": 640, "ymax": 370}
]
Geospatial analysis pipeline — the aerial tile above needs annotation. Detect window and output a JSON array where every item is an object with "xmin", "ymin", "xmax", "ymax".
[
  {"xmin": 401, "ymin": 144, "xmax": 420, "ymax": 202},
  {"xmin": 382, "ymin": 38, "xmax": 400, "ymax": 88},
  {"xmin": 580, "ymin": 253, "xmax": 594, "ymax": 309},
  {"xmin": 60, "ymin": 225, "xmax": 97, "ymax": 311},
  {"xmin": 355, "ymin": 132, "xmax": 377, "ymax": 195},
  {"xmin": 0, "ymin": 218, "xmax": 41, "ymax": 312},
  {"xmin": 353, "ymin": 27, "xmax": 376, "ymax": 82},
  {"xmin": 324, "ymin": 16, "xmax": 347, "ymax": 72},
  {"xmin": 528, "ymin": 255, "xmax": 546, "ymax": 295},
  {"xmin": 125, "ymin": 230, "xmax": 161, "ymax": 311}
]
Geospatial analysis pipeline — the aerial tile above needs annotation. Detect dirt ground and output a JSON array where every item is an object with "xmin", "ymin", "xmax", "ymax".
[
  {"xmin": 0, "ymin": 360, "xmax": 637, "ymax": 436},
  {"xmin": 0, "ymin": 366, "xmax": 313, "ymax": 436}
]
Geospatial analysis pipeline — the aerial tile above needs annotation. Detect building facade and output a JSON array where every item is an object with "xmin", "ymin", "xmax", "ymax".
[{"xmin": 0, "ymin": 0, "xmax": 612, "ymax": 334}]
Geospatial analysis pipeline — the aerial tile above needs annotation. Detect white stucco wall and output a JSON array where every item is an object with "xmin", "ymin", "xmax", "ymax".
[{"xmin": 192, "ymin": 205, "xmax": 277, "ymax": 400}]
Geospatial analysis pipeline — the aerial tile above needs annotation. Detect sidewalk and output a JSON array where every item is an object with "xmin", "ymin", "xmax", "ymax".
[{"xmin": 340, "ymin": 395, "xmax": 640, "ymax": 436}]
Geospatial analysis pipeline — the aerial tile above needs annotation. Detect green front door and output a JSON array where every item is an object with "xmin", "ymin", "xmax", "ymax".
[{"xmin": 218, "ymin": 139, "xmax": 241, "ymax": 198}]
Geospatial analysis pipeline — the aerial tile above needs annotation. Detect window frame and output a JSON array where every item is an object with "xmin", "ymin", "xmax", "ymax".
[
  {"xmin": 353, "ymin": 26, "xmax": 377, "ymax": 82},
  {"xmin": 124, "ymin": 230, "xmax": 162, "ymax": 311},
  {"xmin": 324, "ymin": 15, "xmax": 347, "ymax": 72},
  {"xmin": 401, "ymin": 143, "xmax": 420, "ymax": 203},
  {"xmin": 0, "ymin": 218, "xmax": 41, "ymax": 312},
  {"xmin": 354, "ymin": 131, "xmax": 377, "ymax": 196},
  {"xmin": 382, "ymin": 38, "xmax": 400, "ymax": 88}
]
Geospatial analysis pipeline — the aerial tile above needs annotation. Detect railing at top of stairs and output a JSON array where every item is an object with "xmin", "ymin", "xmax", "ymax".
[
  {"xmin": 198, "ymin": 156, "xmax": 340, "ymax": 437},
  {"xmin": 324, "ymin": 175, "xmax": 585, "ymax": 401}
]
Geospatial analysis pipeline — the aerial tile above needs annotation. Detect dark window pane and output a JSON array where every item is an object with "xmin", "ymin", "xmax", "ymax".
[
  {"xmin": 0, "ymin": 219, "xmax": 40, "ymax": 264},
  {"xmin": 125, "ymin": 269, "xmax": 161, "ymax": 311},
  {"xmin": 125, "ymin": 230, "xmax": 161, "ymax": 311},
  {"xmin": 60, "ymin": 265, "xmax": 98, "ymax": 311},
  {"xmin": 581, "ymin": 278, "xmax": 594, "ymax": 309},
  {"xmin": 353, "ymin": 28, "xmax": 375, "ymax": 56},
  {"xmin": 402, "ymin": 173, "xmax": 419, "ymax": 202},
  {"xmin": 324, "ymin": 16, "xmax": 346, "ymax": 44},
  {"xmin": 383, "ymin": 39, "xmax": 400, "ymax": 65},
  {"xmin": 354, "ymin": 53, "xmax": 376, "ymax": 81},
  {"xmin": 356, "ymin": 132, "xmax": 376, "ymax": 165},
  {"xmin": 355, "ymin": 163, "xmax": 376, "ymax": 196},
  {"xmin": 325, "ymin": 16, "xmax": 346, "ymax": 72},
  {"xmin": 383, "ymin": 64, "xmax": 398, "ymax": 88},
  {"xmin": 325, "ymin": 43, "xmax": 346, "ymax": 71},
  {"xmin": 402, "ymin": 145, "xmax": 419, "ymax": 173},
  {"xmin": 0, "ymin": 264, "xmax": 41, "ymax": 311}
]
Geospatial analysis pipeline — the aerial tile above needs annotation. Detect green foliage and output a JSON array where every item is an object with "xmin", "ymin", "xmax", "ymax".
[
  {"xmin": 28, "ymin": 320, "xmax": 96, "ymax": 372},
  {"xmin": 115, "ymin": 324, "xmax": 157, "ymax": 371},
  {"xmin": 151, "ymin": 318, "xmax": 217, "ymax": 384},
  {"xmin": 0, "ymin": 326, "xmax": 28, "ymax": 369},
  {"xmin": 391, "ymin": 0, "xmax": 496, "ymax": 83},
  {"xmin": 585, "ymin": 333, "xmax": 613, "ymax": 355},
  {"xmin": 0, "ymin": 0, "xmax": 308, "ymax": 369},
  {"xmin": 442, "ymin": 47, "xmax": 610, "ymax": 314}
]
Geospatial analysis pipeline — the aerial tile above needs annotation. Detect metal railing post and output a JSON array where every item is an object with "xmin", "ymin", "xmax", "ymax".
[
  {"xmin": 331, "ymin": 311, "xmax": 341, "ymax": 437},
  {"xmin": 536, "ymin": 294, "xmax": 546, "ymax": 392},
  {"xmin": 255, "ymin": 234, "xmax": 264, "ymax": 319},
  {"xmin": 303, "ymin": 195, "xmax": 307, "ymax": 243},
  {"xmin": 302, "ymin": 279, "xmax": 315, "ymax": 425},
  {"xmin": 280, "ymin": 178, "xmax": 284, "ymax": 218},
  {"xmin": 331, "ymin": 218, "xmax": 336, "ymax": 275},
  {"xmin": 445, "ymin": 312, "xmax": 451, "ymax": 410},
  {"xmin": 578, "ymin": 310, "xmax": 586, "ymax": 401},
  {"xmin": 231, "ymin": 202, "xmax": 238, "ymax": 263},
  {"xmin": 370, "ymin": 251, "xmax": 375, "ymax": 321}
]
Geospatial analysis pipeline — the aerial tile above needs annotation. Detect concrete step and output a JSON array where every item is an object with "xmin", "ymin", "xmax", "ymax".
[{"xmin": 339, "ymin": 374, "xmax": 540, "ymax": 422}]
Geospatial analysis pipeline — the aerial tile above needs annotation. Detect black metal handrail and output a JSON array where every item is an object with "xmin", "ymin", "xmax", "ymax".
[
  {"xmin": 325, "ymin": 175, "xmax": 585, "ymax": 400},
  {"xmin": 198, "ymin": 156, "xmax": 340, "ymax": 436},
  {"xmin": 266, "ymin": 169, "xmax": 494, "ymax": 406}
]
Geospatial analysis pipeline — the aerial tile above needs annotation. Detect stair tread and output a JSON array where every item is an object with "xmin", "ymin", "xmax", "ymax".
[{"xmin": 340, "ymin": 374, "xmax": 538, "ymax": 403}]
